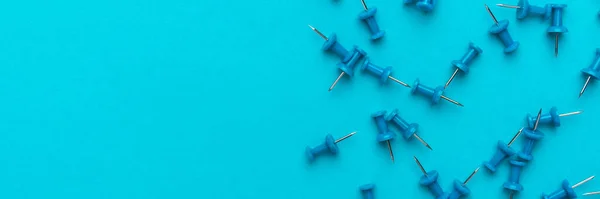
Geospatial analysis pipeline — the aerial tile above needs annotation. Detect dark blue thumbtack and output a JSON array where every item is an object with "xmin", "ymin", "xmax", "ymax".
[
  {"xmin": 547, "ymin": 4, "xmax": 567, "ymax": 57},
  {"xmin": 361, "ymin": 58, "xmax": 410, "ymax": 88},
  {"xmin": 444, "ymin": 43, "xmax": 483, "ymax": 89},
  {"xmin": 414, "ymin": 156, "xmax": 448, "ymax": 199},
  {"xmin": 525, "ymin": 107, "xmax": 582, "ymax": 128},
  {"xmin": 360, "ymin": 184, "xmax": 375, "ymax": 199},
  {"xmin": 305, "ymin": 132, "xmax": 356, "ymax": 162},
  {"xmin": 485, "ymin": 5, "xmax": 519, "ymax": 54},
  {"xmin": 386, "ymin": 109, "xmax": 432, "ymax": 150},
  {"xmin": 358, "ymin": 0, "xmax": 385, "ymax": 40},
  {"xmin": 543, "ymin": 176, "xmax": 595, "ymax": 199},
  {"xmin": 447, "ymin": 167, "xmax": 480, "ymax": 199},
  {"xmin": 496, "ymin": 0, "xmax": 551, "ymax": 20},
  {"xmin": 518, "ymin": 109, "xmax": 543, "ymax": 161},
  {"xmin": 579, "ymin": 49, "xmax": 600, "ymax": 98},
  {"xmin": 372, "ymin": 111, "xmax": 396, "ymax": 162},
  {"xmin": 412, "ymin": 79, "xmax": 464, "ymax": 107},
  {"xmin": 403, "ymin": 0, "xmax": 436, "ymax": 12},
  {"xmin": 483, "ymin": 128, "xmax": 523, "ymax": 172}
]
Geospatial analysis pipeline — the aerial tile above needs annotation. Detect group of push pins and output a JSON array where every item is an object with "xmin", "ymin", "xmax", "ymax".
[{"xmin": 306, "ymin": 0, "xmax": 600, "ymax": 198}]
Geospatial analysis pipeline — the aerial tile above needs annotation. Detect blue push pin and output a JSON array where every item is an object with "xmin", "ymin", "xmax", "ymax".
[
  {"xmin": 372, "ymin": 111, "xmax": 396, "ymax": 162},
  {"xmin": 496, "ymin": 0, "xmax": 551, "ymax": 20},
  {"xmin": 309, "ymin": 25, "xmax": 352, "ymax": 64},
  {"xmin": 444, "ymin": 43, "xmax": 483, "ymax": 89},
  {"xmin": 412, "ymin": 79, "xmax": 464, "ymax": 107},
  {"xmin": 547, "ymin": 4, "xmax": 567, "ymax": 57},
  {"xmin": 329, "ymin": 48, "xmax": 367, "ymax": 92},
  {"xmin": 482, "ymin": 128, "xmax": 523, "ymax": 173},
  {"xmin": 447, "ymin": 167, "xmax": 480, "ymax": 199},
  {"xmin": 360, "ymin": 58, "xmax": 410, "ymax": 88},
  {"xmin": 403, "ymin": 0, "xmax": 436, "ymax": 12},
  {"xmin": 305, "ymin": 132, "xmax": 356, "ymax": 162},
  {"xmin": 485, "ymin": 5, "xmax": 519, "ymax": 54},
  {"xmin": 414, "ymin": 156, "xmax": 448, "ymax": 199},
  {"xmin": 358, "ymin": 0, "xmax": 384, "ymax": 40},
  {"xmin": 543, "ymin": 176, "xmax": 595, "ymax": 199},
  {"xmin": 517, "ymin": 108, "xmax": 544, "ymax": 161},
  {"xmin": 579, "ymin": 49, "xmax": 600, "ymax": 98},
  {"xmin": 360, "ymin": 184, "xmax": 375, "ymax": 199},
  {"xmin": 386, "ymin": 109, "xmax": 432, "ymax": 150},
  {"xmin": 525, "ymin": 107, "xmax": 583, "ymax": 128},
  {"xmin": 503, "ymin": 160, "xmax": 527, "ymax": 198}
]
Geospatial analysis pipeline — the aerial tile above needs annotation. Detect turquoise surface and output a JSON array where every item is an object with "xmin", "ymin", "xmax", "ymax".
[{"xmin": 0, "ymin": 0, "xmax": 600, "ymax": 198}]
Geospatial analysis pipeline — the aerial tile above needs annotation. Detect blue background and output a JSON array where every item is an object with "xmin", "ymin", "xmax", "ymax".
[{"xmin": 0, "ymin": 0, "xmax": 599, "ymax": 198}]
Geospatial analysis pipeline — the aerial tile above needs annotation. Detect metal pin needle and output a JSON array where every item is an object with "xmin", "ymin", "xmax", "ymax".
[
  {"xmin": 387, "ymin": 140, "xmax": 395, "ymax": 163},
  {"xmin": 463, "ymin": 167, "xmax": 480, "ymax": 185},
  {"xmin": 555, "ymin": 34, "xmax": 559, "ymax": 57},
  {"xmin": 572, "ymin": 176, "xmax": 595, "ymax": 189},
  {"xmin": 308, "ymin": 25, "xmax": 328, "ymax": 41},
  {"xmin": 361, "ymin": 0, "xmax": 368, "ymax": 10},
  {"xmin": 496, "ymin": 4, "xmax": 521, "ymax": 9},
  {"xmin": 533, "ymin": 108, "xmax": 542, "ymax": 131},
  {"xmin": 388, "ymin": 76, "xmax": 411, "ymax": 88},
  {"xmin": 485, "ymin": 4, "xmax": 499, "ymax": 25},
  {"xmin": 413, "ymin": 134, "xmax": 432, "ymax": 150},
  {"xmin": 559, "ymin": 110, "xmax": 583, "ymax": 117},
  {"xmin": 444, "ymin": 68, "xmax": 460, "ymax": 89},
  {"xmin": 507, "ymin": 128, "xmax": 524, "ymax": 147},
  {"xmin": 583, "ymin": 191, "xmax": 600, "ymax": 196},
  {"xmin": 335, "ymin": 132, "xmax": 357, "ymax": 143},
  {"xmin": 580, "ymin": 76, "xmax": 591, "ymax": 98},
  {"xmin": 441, "ymin": 95, "xmax": 464, "ymax": 107},
  {"xmin": 329, "ymin": 72, "xmax": 345, "ymax": 91},
  {"xmin": 414, "ymin": 156, "xmax": 428, "ymax": 176}
]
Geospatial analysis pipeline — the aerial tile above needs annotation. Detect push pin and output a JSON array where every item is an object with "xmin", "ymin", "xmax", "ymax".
[
  {"xmin": 483, "ymin": 128, "xmax": 523, "ymax": 173},
  {"xmin": 386, "ymin": 109, "xmax": 432, "ymax": 150},
  {"xmin": 447, "ymin": 167, "xmax": 480, "ymax": 199},
  {"xmin": 305, "ymin": 132, "xmax": 356, "ymax": 162},
  {"xmin": 360, "ymin": 184, "xmax": 375, "ymax": 199},
  {"xmin": 579, "ymin": 49, "xmax": 600, "ymax": 98},
  {"xmin": 525, "ymin": 107, "xmax": 582, "ymax": 128},
  {"xmin": 504, "ymin": 160, "xmax": 527, "ymax": 197},
  {"xmin": 358, "ymin": 0, "xmax": 385, "ymax": 40},
  {"xmin": 361, "ymin": 58, "xmax": 410, "ymax": 88},
  {"xmin": 372, "ymin": 111, "xmax": 396, "ymax": 162},
  {"xmin": 547, "ymin": 4, "xmax": 568, "ymax": 57},
  {"xmin": 414, "ymin": 156, "xmax": 448, "ymax": 199},
  {"xmin": 496, "ymin": 0, "xmax": 551, "ymax": 20},
  {"xmin": 543, "ymin": 176, "xmax": 595, "ymax": 199},
  {"xmin": 485, "ymin": 4, "xmax": 520, "ymax": 53},
  {"xmin": 518, "ymin": 109, "xmax": 544, "ymax": 161},
  {"xmin": 309, "ymin": 25, "xmax": 352, "ymax": 63},
  {"xmin": 445, "ymin": 43, "xmax": 483, "ymax": 89},
  {"xmin": 403, "ymin": 0, "xmax": 436, "ymax": 12},
  {"xmin": 412, "ymin": 79, "xmax": 464, "ymax": 107},
  {"xmin": 329, "ymin": 48, "xmax": 367, "ymax": 92}
]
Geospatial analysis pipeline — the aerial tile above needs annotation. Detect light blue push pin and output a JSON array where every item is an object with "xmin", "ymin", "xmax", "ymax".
[
  {"xmin": 309, "ymin": 25, "xmax": 352, "ymax": 63},
  {"xmin": 386, "ymin": 109, "xmax": 432, "ymax": 150},
  {"xmin": 543, "ymin": 176, "xmax": 595, "ymax": 199},
  {"xmin": 372, "ymin": 111, "xmax": 396, "ymax": 162},
  {"xmin": 360, "ymin": 184, "xmax": 375, "ymax": 199},
  {"xmin": 360, "ymin": 58, "xmax": 410, "ymax": 88},
  {"xmin": 414, "ymin": 156, "xmax": 448, "ymax": 199},
  {"xmin": 403, "ymin": 0, "xmax": 436, "ymax": 12},
  {"xmin": 483, "ymin": 128, "xmax": 522, "ymax": 173},
  {"xmin": 503, "ymin": 160, "xmax": 527, "ymax": 198},
  {"xmin": 444, "ymin": 43, "xmax": 483, "ymax": 89},
  {"xmin": 518, "ymin": 108, "xmax": 543, "ymax": 161},
  {"xmin": 412, "ymin": 79, "xmax": 463, "ymax": 107},
  {"xmin": 547, "ymin": 4, "xmax": 568, "ymax": 57},
  {"xmin": 447, "ymin": 167, "xmax": 480, "ymax": 199},
  {"xmin": 329, "ymin": 48, "xmax": 367, "ymax": 92},
  {"xmin": 485, "ymin": 5, "xmax": 520, "ymax": 54},
  {"xmin": 579, "ymin": 49, "xmax": 600, "ymax": 98},
  {"xmin": 358, "ymin": 0, "xmax": 385, "ymax": 40},
  {"xmin": 496, "ymin": 0, "xmax": 551, "ymax": 20},
  {"xmin": 525, "ymin": 107, "xmax": 582, "ymax": 128},
  {"xmin": 305, "ymin": 132, "xmax": 356, "ymax": 162}
]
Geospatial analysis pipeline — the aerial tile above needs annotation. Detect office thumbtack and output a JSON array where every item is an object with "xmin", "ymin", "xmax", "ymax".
[
  {"xmin": 579, "ymin": 49, "xmax": 600, "ymax": 98},
  {"xmin": 372, "ymin": 111, "xmax": 396, "ymax": 162},
  {"xmin": 358, "ymin": 0, "xmax": 385, "ymax": 40},
  {"xmin": 414, "ymin": 156, "xmax": 448, "ymax": 199},
  {"xmin": 483, "ymin": 128, "xmax": 523, "ymax": 172},
  {"xmin": 543, "ymin": 176, "xmax": 595, "ymax": 199},
  {"xmin": 485, "ymin": 5, "xmax": 520, "ymax": 53},
  {"xmin": 386, "ymin": 109, "xmax": 432, "ymax": 150},
  {"xmin": 518, "ymin": 109, "xmax": 543, "ymax": 161},
  {"xmin": 412, "ymin": 79, "xmax": 464, "ymax": 107},
  {"xmin": 496, "ymin": 0, "xmax": 551, "ymax": 20},
  {"xmin": 361, "ymin": 58, "xmax": 410, "ymax": 88},
  {"xmin": 448, "ymin": 167, "xmax": 480, "ymax": 199},
  {"xmin": 329, "ymin": 48, "xmax": 367, "ymax": 92},
  {"xmin": 403, "ymin": 0, "xmax": 436, "ymax": 12},
  {"xmin": 547, "ymin": 4, "xmax": 567, "ymax": 57},
  {"xmin": 305, "ymin": 132, "xmax": 356, "ymax": 162},
  {"xmin": 525, "ymin": 107, "xmax": 582, "ymax": 128},
  {"xmin": 503, "ymin": 160, "xmax": 527, "ymax": 196},
  {"xmin": 360, "ymin": 184, "xmax": 375, "ymax": 199},
  {"xmin": 445, "ymin": 43, "xmax": 483, "ymax": 89},
  {"xmin": 309, "ymin": 25, "xmax": 352, "ymax": 63}
]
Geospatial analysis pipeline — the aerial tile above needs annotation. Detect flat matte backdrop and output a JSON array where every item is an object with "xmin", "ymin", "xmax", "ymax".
[{"xmin": 0, "ymin": 0, "xmax": 599, "ymax": 198}]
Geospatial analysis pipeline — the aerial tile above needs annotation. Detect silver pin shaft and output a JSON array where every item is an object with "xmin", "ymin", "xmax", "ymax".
[
  {"xmin": 496, "ymin": 4, "xmax": 521, "ymax": 9},
  {"xmin": 388, "ymin": 76, "xmax": 411, "ymax": 88},
  {"xmin": 413, "ymin": 156, "xmax": 428, "ymax": 176},
  {"xmin": 559, "ymin": 110, "xmax": 583, "ymax": 117},
  {"xmin": 463, "ymin": 167, "xmax": 480, "ymax": 185},
  {"xmin": 485, "ymin": 4, "xmax": 499, "ymax": 24},
  {"xmin": 444, "ymin": 68, "xmax": 460, "ymax": 89},
  {"xmin": 335, "ymin": 132, "xmax": 356, "ymax": 143},
  {"xmin": 507, "ymin": 128, "xmax": 524, "ymax": 147},
  {"xmin": 572, "ymin": 176, "xmax": 595, "ymax": 189},
  {"xmin": 329, "ymin": 72, "xmax": 345, "ymax": 92}
]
